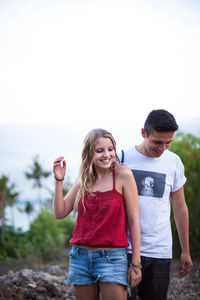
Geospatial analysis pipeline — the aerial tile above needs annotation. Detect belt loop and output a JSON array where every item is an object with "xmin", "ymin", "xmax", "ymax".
[{"xmin": 101, "ymin": 250, "xmax": 105, "ymax": 257}]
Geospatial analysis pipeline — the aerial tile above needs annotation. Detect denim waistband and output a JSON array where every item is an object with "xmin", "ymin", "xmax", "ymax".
[{"xmin": 71, "ymin": 245, "xmax": 127, "ymax": 256}]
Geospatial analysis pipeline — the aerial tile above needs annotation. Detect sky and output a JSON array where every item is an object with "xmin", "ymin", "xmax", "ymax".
[
  {"xmin": 0, "ymin": 0, "xmax": 200, "ymax": 133},
  {"xmin": 1, "ymin": 0, "xmax": 200, "ymax": 230}
]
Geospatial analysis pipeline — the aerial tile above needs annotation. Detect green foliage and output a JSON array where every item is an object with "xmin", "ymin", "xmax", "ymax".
[
  {"xmin": 0, "ymin": 175, "xmax": 19, "ymax": 243},
  {"xmin": 0, "ymin": 208, "xmax": 75, "ymax": 262},
  {"xmin": 170, "ymin": 132, "xmax": 200, "ymax": 258},
  {"xmin": 57, "ymin": 214, "xmax": 76, "ymax": 247},
  {"xmin": 27, "ymin": 208, "xmax": 75, "ymax": 262},
  {"xmin": 0, "ymin": 157, "xmax": 75, "ymax": 262},
  {"xmin": 24, "ymin": 201, "xmax": 34, "ymax": 214},
  {"xmin": 0, "ymin": 226, "xmax": 28, "ymax": 260}
]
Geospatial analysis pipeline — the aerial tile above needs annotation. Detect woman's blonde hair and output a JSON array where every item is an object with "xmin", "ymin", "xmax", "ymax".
[{"xmin": 73, "ymin": 128, "xmax": 120, "ymax": 211}]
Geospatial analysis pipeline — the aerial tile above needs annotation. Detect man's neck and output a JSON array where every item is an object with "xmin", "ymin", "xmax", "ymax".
[{"xmin": 135, "ymin": 144, "xmax": 147, "ymax": 156}]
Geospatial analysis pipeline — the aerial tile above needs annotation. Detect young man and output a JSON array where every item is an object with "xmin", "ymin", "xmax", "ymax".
[{"xmin": 120, "ymin": 109, "xmax": 193, "ymax": 300}]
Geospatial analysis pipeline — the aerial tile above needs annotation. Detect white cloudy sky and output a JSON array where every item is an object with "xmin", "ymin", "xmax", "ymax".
[{"xmin": 1, "ymin": 0, "xmax": 200, "ymax": 134}]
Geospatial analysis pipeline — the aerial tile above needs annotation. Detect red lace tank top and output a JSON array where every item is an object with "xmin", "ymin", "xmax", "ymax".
[{"xmin": 69, "ymin": 170, "xmax": 128, "ymax": 247}]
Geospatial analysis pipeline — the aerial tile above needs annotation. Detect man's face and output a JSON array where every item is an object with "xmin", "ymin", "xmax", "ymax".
[{"xmin": 142, "ymin": 129, "xmax": 174, "ymax": 158}]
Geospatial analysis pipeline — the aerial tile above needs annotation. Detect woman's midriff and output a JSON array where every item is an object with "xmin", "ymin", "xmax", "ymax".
[{"xmin": 73, "ymin": 244, "xmax": 122, "ymax": 250}]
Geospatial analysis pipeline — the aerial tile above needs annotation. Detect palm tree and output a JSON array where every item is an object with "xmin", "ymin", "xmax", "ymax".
[
  {"xmin": 25, "ymin": 201, "xmax": 34, "ymax": 227},
  {"xmin": 0, "ymin": 175, "xmax": 19, "ymax": 243},
  {"xmin": 25, "ymin": 155, "xmax": 51, "ymax": 206},
  {"xmin": 8, "ymin": 182, "xmax": 19, "ymax": 228}
]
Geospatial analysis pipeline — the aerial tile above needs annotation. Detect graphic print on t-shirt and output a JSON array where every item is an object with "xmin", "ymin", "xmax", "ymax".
[{"xmin": 132, "ymin": 170, "xmax": 166, "ymax": 198}]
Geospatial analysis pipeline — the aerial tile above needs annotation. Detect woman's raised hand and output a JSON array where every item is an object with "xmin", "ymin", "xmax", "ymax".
[{"xmin": 53, "ymin": 156, "xmax": 66, "ymax": 180}]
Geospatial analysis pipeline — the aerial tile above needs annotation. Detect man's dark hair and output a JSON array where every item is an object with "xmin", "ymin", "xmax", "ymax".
[{"xmin": 144, "ymin": 109, "xmax": 178, "ymax": 136}]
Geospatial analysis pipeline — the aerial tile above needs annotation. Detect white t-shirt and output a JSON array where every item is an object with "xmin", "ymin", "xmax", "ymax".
[{"xmin": 119, "ymin": 147, "xmax": 186, "ymax": 259}]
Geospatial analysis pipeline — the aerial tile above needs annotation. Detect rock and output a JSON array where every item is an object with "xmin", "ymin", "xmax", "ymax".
[
  {"xmin": 24, "ymin": 289, "xmax": 37, "ymax": 299},
  {"xmin": 8, "ymin": 270, "xmax": 14, "ymax": 277},
  {"xmin": 47, "ymin": 265, "xmax": 65, "ymax": 276},
  {"xmin": 0, "ymin": 269, "xmax": 75, "ymax": 300},
  {"xmin": 168, "ymin": 263, "xmax": 200, "ymax": 300}
]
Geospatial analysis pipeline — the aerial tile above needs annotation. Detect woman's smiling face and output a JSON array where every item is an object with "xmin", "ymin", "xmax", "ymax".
[{"xmin": 92, "ymin": 137, "xmax": 115, "ymax": 170}]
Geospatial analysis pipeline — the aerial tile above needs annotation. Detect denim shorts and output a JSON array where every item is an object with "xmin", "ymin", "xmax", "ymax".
[{"xmin": 66, "ymin": 245, "xmax": 128, "ymax": 287}]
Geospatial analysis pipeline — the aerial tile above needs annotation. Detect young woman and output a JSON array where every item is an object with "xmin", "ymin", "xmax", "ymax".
[{"xmin": 53, "ymin": 128, "xmax": 141, "ymax": 300}]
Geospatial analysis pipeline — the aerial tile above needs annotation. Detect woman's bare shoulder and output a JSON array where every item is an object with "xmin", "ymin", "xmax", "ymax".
[{"xmin": 116, "ymin": 164, "xmax": 133, "ymax": 179}]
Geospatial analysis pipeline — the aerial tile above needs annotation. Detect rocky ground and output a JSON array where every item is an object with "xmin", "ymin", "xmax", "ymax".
[
  {"xmin": 168, "ymin": 260, "xmax": 200, "ymax": 300},
  {"xmin": 0, "ymin": 260, "xmax": 199, "ymax": 299},
  {"xmin": 0, "ymin": 266, "xmax": 75, "ymax": 300}
]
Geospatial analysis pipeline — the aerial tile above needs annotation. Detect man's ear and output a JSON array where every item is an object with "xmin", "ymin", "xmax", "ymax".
[{"xmin": 141, "ymin": 128, "xmax": 146, "ymax": 138}]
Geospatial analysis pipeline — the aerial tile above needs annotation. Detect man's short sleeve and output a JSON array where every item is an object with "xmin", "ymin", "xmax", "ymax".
[{"xmin": 172, "ymin": 156, "xmax": 186, "ymax": 192}]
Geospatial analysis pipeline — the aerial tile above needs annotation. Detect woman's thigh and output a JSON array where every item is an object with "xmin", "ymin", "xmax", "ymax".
[
  {"xmin": 99, "ymin": 282, "xmax": 127, "ymax": 300},
  {"xmin": 74, "ymin": 283, "xmax": 100, "ymax": 300}
]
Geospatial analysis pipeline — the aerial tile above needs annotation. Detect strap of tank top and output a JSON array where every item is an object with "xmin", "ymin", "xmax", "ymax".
[{"xmin": 112, "ymin": 169, "xmax": 116, "ymax": 190}]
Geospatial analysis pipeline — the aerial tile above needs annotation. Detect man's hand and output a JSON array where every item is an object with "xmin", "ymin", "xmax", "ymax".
[{"xmin": 179, "ymin": 253, "xmax": 193, "ymax": 277}]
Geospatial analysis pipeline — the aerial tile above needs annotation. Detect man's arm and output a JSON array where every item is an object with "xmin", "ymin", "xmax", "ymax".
[{"xmin": 171, "ymin": 186, "xmax": 193, "ymax": 276}]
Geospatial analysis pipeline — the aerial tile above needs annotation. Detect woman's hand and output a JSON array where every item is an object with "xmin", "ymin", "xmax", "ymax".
[
  {"xmin": 53, "ymin": 156, "xmax": 66, "ymax": 180},
  {"xmin": 128, "ymin": 265, "xmax": 142, "ymax": 288}
]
